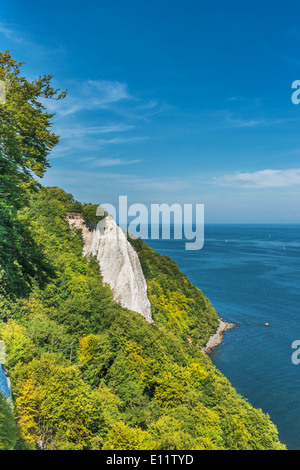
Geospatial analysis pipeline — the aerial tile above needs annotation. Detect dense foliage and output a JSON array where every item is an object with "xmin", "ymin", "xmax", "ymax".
[
  {"xmin": 0, "ymin": 188, "xmax": 286, "ymax": 450},
  {"xmin": 0, "ymin": 52, "xmax": 285, "ymax": 450},
  {"xmin": 130, "ymin": 237, "xmax": 219, "ymax": 346},
  {"xmin": 0, "ymin": 392, "xmax": 17, "ymax": 449},
  {"xmin": 0, "ymin": 51, "xmax": 65, "ymax": 298}
]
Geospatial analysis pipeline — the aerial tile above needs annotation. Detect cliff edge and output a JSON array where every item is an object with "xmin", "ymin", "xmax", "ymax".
[{"xmin": 66, "ymin": 213, "xmax": 153, "ymax": 323}]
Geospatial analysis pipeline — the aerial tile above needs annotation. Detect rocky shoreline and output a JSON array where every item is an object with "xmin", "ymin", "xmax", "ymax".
[{"xmin": 202, "ymin": 319, "xmax": 236, "ymax": 354}]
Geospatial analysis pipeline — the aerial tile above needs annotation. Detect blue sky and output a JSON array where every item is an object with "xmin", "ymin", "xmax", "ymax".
[{"xmin": 1, "ymin": 0, "xmax": 300, "ymax": 222}]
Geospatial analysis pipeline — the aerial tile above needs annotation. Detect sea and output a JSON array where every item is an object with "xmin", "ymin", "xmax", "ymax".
[{"xmin": 146, "ymin": 224, "xmax": 300, "ymax": 450}]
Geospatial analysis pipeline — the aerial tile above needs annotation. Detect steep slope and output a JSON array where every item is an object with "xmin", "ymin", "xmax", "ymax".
[
  {"xmin": 130, "ymin": 237, "xmax": 219, "ymax": 347},
  {"xmin": 0, "ymin": 187, "xmax": 286, "ymax": 450}
]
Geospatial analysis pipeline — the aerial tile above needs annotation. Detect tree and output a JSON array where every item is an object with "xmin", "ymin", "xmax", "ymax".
[
  {"xmin": 0, "ymin": 392, "xmax": 17, "ymax": 449},
  {"xmin": 103, "ymin": 421, "xmax": 152, "ymax": 450},
  {"xmin": 148, "ymin": 415, "xmax": 195, "ymax": 450},
  {"xmin": 14, "ymin": 354, "xmax": 95, "ymax": 450},
  {"xmin": 0, "ymin": 319, "xmax": 37, "ymax": 369},
  {"xmin": 0, "ymin": 51, "xmax": 65, "ymax": 297},
  {"xmin": 0, "ymin": 51, "xmax": 66, "ymax": 189}
]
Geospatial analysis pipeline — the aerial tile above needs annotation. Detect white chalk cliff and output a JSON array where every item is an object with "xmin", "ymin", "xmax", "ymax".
[{"xmin": 66, "ymin": 214, "xmax": 153, "ymax": 323}]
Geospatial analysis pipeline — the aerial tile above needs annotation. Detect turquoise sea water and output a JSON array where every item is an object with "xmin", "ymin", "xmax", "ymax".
[{"xmin": 147, "ymin": 224, "xmax": 300, "ymax": 450}]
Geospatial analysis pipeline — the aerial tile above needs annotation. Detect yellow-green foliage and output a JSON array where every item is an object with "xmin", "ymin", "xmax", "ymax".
[
  {"xmin": 103, "ymin": 421, "xmax": 153, "ymax": 450},
  {"xmin": 0, "ymin": 187, "xmax": 286, "ymax": 450},
  {"xmin": 0, "ymin": 393, "xmax": 17, "ymax": 450},
  {"xmin": 130, "ymin": 237, "xmax": 219, "ymax": 346},
  {"xmin": 0, "ymin": 53, "xmax": 285, "ymax": 451}
]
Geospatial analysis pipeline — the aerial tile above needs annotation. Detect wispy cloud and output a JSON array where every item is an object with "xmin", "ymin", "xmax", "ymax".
[
  {"xmin": 45, "ymin": 79, "xmax": 134, "ymax": 117},
  {"xmin": 0, "ymin": 21, "xmax": 66, "ymax": 59},
  {"xmin": 42, "ymin": 168, "xmax": 191, "ymax": 197},
  {"xmin": 87, "ymin": 158, "xmax": 141, "ymax": 167},
  {"xmin": 45, "ymin": 79, "xmax": 160, "ymax": 161},
  {"xmin": 96, "ymin": 136, "xmax": 148, "ymax": 145},
  {"xmin": 214, "ymin": 168, "xmax": 300, "ymax": 188},
  {"xmin": 0, "ymin": 22, "xmax": 24, "ymax": 43},
  {"xmin": 202, "ymin": 101, "xmax": 296, "ymax": 131},
  {"xmin": 50, "ymin": 133, "xmax": 148, "ymax": 159},
  {"xmin": 224, "ymin": 96, "xmax": 238, "ymax": 103},
  {"xmin": 225, "ymin": 115, "xmax": 292, "ymax": 129},
  {"xmin": 57, "ymin": 124, "xmax": 134, "ymax": 139}
]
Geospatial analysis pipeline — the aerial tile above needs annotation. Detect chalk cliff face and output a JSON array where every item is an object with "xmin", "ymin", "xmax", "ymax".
[{"xmin": 67, "ymin": 214, "xmax": 153, "ymax": 323}]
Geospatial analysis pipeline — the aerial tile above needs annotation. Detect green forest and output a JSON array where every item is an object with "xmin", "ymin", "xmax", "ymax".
[{"xmin": 0, "ymin": 51, "xmax": 286, "ymax": 450}]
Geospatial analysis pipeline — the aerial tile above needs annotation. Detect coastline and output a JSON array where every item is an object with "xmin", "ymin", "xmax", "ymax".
[{"xmin": 202, "ymin": 319, "xmax": 236, "ymax": 354}]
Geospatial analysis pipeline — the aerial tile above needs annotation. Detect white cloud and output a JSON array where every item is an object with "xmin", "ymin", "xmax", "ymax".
[
  {"xmin": 89, "ymin": 158, "xmax": 141, "ymax": 167},
  {"xmin": 216, "ymin": 168, "xmax": 300, "ymax": 188},
  {"xmin": 83, "ymin": 79, "xmax": 131, "ymax": 103},
  {"xmin": 0, "ymin": 21, "xmax": 66, "ymax": 59},
  {"xmin": 44, "ymin": 78, "xmax": 166, "ymax": 129},
  {"xmin": 50, "ymin": 134, "xmax": 148, "ymax": 159},
  {"xmin": 44, "ymin": 79, "xmax": 134, "ymax": 117},
  {"xmin": 0, "ymin": 23, "xmax": 24, "ymax": 43},
  {"xmin": 224, "ymin": 115, "xmax": 293, "ymax": 129},
  {"xmin": 96, "ymin": 136, "xmax": 148, "ymax": 145},
  {"xmin": 56, "ymin": 124, "xmax": 134, "ymax": 139},
  {"xmin": 42, "ymin": 168, "xmax": 191, "ymax": 197}
]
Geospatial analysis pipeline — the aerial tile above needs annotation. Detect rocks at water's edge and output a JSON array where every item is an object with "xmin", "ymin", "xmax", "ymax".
[{"xmin": 202, "ymin": 319, "xmax": 236, "ymax": 354}]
